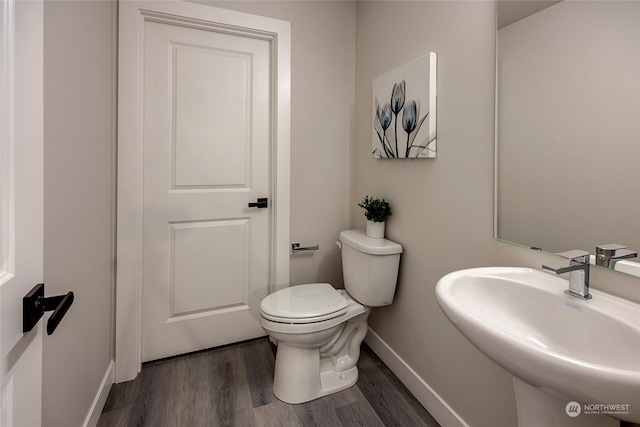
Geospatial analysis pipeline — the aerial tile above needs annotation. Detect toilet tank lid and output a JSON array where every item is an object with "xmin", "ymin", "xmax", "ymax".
[{"xmin": 339, "ymin": 230, "xmax": 403, "ymax": 255}]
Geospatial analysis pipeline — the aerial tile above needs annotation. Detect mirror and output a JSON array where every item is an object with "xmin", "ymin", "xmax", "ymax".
[{"xmin": 495, "ymin": 1, "xmax": 640, "ymax": 275}]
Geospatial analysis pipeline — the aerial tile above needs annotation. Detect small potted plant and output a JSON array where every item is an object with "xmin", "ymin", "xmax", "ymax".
[{"xmin": 358, "ymin": 195, "xmax": 392, "ymax": 238}]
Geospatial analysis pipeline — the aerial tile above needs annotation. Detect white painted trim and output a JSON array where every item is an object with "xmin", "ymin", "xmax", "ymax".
[
  {"xmin": 272, "ymin": 13, "xmax": 291, "ymax": 294},
  {"xmin": 365, "ymin": 328, "xmax": 470, "ymax": 427},
  {"xmin": 109, "ymin": 0, "xmax": 118, "ymax": 365},
  {"xmin": 0, "ymin": 0, "xmax": 15, "ymax": 283},
  {"xmin": 82, "ymin": 361, "xmax": 115, "ymax": 427},
  {"xmin": 116, "ymin": 1, "xmax": 290, "ymax": 383}
]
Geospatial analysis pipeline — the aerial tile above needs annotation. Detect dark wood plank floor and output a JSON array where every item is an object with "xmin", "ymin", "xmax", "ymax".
[{"xmin": 98, "ymin": 338, "xmax": 440, "ymax": 427}]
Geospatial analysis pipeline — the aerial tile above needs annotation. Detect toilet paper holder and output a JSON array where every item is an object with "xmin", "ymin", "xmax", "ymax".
[{"xmin": 291, "ymin": 242, "xmax": 319, "ymax": 252}]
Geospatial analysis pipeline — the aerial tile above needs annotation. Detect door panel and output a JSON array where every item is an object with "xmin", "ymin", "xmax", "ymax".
[
  {"xmin": 1, "ymin": 0, "xmax": 44, "ymax": 425},
  {"xmin": 170, "ymin": 219, "xmax": 248, "ymax": 314},
  {"xmin": 141, "ymin": 20, "xmax": 271, "ymax": 362},
  {"xmin": 173, "ymin": 45, "xmax": 251, "ymax": 188},
  {"xmin": 117, "ymin": 0, "xmax": 290, "ymax": 382}
]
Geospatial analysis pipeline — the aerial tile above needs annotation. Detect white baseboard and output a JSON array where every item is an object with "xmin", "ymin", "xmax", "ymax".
[
  {"xmin": 365, "ymin": 329, "xmax": 469, "ymax": 427},
  {"xmin": 83, "ymin": 360, "xmax": 115, "ymax": 427}
]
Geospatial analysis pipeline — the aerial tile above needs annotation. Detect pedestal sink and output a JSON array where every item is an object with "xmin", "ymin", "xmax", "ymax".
[{"xmin": 435, "ymin": 267, "xmax": 640, "ymax": 426}]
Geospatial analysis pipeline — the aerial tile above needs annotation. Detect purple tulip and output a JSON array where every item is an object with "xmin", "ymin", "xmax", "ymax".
[
  {"xmin": 390, "ymin": 80, "xmax": 406, "ymax": 156},
  {"xmin": 391, "ymin": 80, "xmax": 405, "ymax": 114},
  {"xmin": 380, "ymin": 103, "xmax": 392, "ymax": 130},
  {"xmin": 402, "ymin": 100, "xmax": 419, "ymax": 157},
  {"xmin": 375, "ymin": 102, "xmax": 394, "ymax": 157},
  {"xmin": 402, "ymin": 100, "xmax": 418, "ymax": 134}
]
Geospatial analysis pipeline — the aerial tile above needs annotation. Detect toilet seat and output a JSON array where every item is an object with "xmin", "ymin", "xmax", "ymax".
[{"xmin": 260, "ymin": 283, "xmax": 348, "ymax": 324}]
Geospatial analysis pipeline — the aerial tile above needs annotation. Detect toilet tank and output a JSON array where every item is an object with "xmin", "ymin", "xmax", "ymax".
[{"xmin": 339, "ymin": 230, "xmax": 402, "ymax": 307}]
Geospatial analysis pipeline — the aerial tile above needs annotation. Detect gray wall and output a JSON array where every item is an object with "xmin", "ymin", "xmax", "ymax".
[
  {"xmin": 354, "ymin": 1, "xmax": 640, "ymax": 426},
  {"xmin": 354, "ymin": 3, "xmax": 516, "ymax": 424},
  {"xmin": 43, "ymin": 1, "xmax": 115, "ymax": 426},
  {"xmin": 40, "ymin": 2, "xmax": 640, "ymax": 426}
]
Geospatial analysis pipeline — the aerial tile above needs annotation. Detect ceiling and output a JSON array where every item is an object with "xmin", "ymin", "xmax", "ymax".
[{"xmin": 497, "ymin": 1, "xmax": 562, "ymax": 29}]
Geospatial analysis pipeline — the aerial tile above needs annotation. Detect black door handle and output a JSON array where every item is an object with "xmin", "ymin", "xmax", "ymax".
[
  {"xmin": 23, "ymin": 283, "xmax": 74, "ymax": 335},
  {"xmin": 248, "ymin": 197, "xmax": 268, "ymax": 209}
]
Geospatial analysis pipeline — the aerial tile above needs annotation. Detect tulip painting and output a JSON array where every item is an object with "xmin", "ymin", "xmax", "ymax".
[{"xmin": 372, "ymin": 53, "xmax": 437, "ymax": 159}]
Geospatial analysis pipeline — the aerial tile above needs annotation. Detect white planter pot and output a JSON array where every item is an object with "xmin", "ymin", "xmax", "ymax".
[{"xmin": 366, "ymin": 220, "xmax": 385, "ymax": 239}]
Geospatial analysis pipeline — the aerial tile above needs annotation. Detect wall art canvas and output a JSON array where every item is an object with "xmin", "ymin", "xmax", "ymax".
[{"xmin": 372, "ymin": 52, "xmax": 437, "ymax": 159}]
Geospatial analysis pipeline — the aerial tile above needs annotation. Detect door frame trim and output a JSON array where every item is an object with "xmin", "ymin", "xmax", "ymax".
[{"xmin": 116, "ymin": 1, "xmax": 290, "ymax": 383}]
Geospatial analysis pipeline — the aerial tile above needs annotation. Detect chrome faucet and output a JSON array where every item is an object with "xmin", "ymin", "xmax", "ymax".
[
  {"xmin": 542, "ymin": 250, "xmax": 592, "ymax": 300},
  {"xmin": 596, "ymin": 244, "xmax": 638, "ymax": 269}
]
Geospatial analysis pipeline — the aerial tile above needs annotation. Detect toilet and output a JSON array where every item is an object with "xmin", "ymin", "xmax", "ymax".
[{"xmin": 259, "ymin": 229, "xmax": 402, "ymax": 404}]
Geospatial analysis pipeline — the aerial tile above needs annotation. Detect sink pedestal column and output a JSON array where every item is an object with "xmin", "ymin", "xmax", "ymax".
[{"xmin": 513, "ymin": 377, "xmax": 619, "ymax": 427}]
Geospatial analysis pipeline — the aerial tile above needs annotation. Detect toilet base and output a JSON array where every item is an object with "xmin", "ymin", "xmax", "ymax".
[
  {"xmin": 272, "ymin": 342, "xmax": 359, "ymax": 404},
  {"xmin": 264, "ymin": 299, "xmax": 371, "ymax": 404},
  {"xmin": 320, "ymin": 365, "xmax": 358, "ymax": 397}
]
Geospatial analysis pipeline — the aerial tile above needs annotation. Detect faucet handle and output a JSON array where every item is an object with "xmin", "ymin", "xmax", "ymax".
[
  {"xmin": 543, "ymin": 249, "xmax": 592, "ymax": 300},
  {"xmin": 596, "ymin": 243, "xmax": 627, "ymax": 257},
  {"xmin": 595, "ymin": 243, "xmax": 637, "ymax": 268},
  {"xmin": 556, "ymin": 249, "xmax": 590, "ymax": 264}
]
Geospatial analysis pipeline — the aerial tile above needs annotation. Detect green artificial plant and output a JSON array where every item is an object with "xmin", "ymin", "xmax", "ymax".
[{"xmin": 358, "ymin": 196, "xmax": 392, "ymax": 223}]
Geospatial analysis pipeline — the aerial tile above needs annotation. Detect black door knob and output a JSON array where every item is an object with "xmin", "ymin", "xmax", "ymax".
[
  {"xmin": 23, "ymin": 283, "xmax": 74, "ymax": 335},
  {"xmin": 248, "ymin": 198, "xmax": 268, "ymax": 208}
]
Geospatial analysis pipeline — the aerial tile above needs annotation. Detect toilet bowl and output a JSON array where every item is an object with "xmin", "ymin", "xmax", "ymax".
[
  {"xmin": 260, "ymin": 284, "xmax": 370, "ymax": 403},
  {"xmin": 259, "ymin": 230, "xmax": 402, "ymax": 404}
]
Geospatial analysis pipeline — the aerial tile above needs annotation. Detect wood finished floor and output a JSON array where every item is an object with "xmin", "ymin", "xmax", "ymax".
[{"xmin": 98, "ymin": 338, "xmax": 440, "ymax": 427}]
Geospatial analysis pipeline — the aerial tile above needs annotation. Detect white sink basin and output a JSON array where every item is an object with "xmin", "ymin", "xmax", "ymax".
[
  {"xmin": 436, "ymin": 267, "xmax": 640, "ymax": 424},
  {"xmin": 614, "ymin": 259, "xmax": 640, "ymax": 278}
]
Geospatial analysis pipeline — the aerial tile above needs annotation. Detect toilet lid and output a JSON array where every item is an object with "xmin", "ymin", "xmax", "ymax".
[{"xmin": 260, "ymin": 283, "xmax": 348, "ymax": 324}]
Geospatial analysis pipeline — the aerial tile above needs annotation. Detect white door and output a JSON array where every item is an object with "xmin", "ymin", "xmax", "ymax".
[
  {"xmin": 141, "ymin": 19, "xmax": 272, "ymax": 362},
  {"xmin": 117, "ymin": 0, "xmax": 290, "ymax": 376},
  {"xmin": 1, "ymin": 0, "xmax": 44, "ymax": 425}
]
